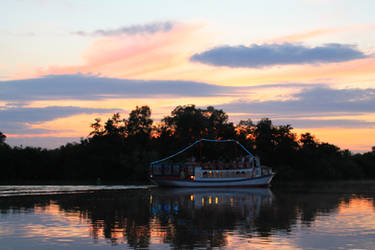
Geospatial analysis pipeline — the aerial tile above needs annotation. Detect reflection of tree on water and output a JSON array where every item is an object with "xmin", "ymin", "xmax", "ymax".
[
  {"xmin": 57, "ymin": 190, "xmax": 153, "ymax": 248},
  {"xmin": 0, "ymin": 190, "xmax": 153, "ymax": 248},
  {"xmin": 150, "ymin": 188, "xmax": 273, "ymax": 248},
  {"xmin": 0, "ymin": 184, "xmax": 375, "ymax": 248},
  {"xmin": 251, "ymin": 184, "xmax": 375, "ymax": 238}
]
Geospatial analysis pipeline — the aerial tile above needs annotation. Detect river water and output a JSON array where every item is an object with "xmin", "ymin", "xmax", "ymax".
[{"xmin": 0, "ymin": 183, "xmax": 374, "ymax": 249}]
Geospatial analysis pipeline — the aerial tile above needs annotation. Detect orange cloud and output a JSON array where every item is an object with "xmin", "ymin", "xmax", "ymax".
[
  {"xmin": 270, "ymin": 25, "xmax": 375, "ymax": 43},
  {"xmin": 267, "ymin": 57, "xmax": 375, "ymax": 88},
  {"xmin": 42, "ymin": 23, "xmax": 209, "ymax": 80},
  {"xmin": 187, "ymin": 57, "xmax": 375, "ymax": 88},
  {"xmin": 271, "ymin": 27, "xmax": 350, "ymax": 43}
]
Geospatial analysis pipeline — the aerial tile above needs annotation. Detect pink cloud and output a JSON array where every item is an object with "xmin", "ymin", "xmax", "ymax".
[
  {"xmin": 271, "ymin": 25, "xmax": 375, "ymax": 43},
  {"xmin": 42, "ymin": 23, "xmax": 207, "ymax": 79}
]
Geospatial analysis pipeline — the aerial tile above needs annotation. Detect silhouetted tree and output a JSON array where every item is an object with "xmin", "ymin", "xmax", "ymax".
[
  {"xmin": 253, "ymin": 118, "xmax": 276, "ymax": 161},
  {"xmin": 162, "ymin": 105, "xmax": 235, "ymax": 143},
  {"xmin": 204, "ymin": 106, "xmax": 235, "ymax": 139},
  {"xmin": 300, "ymin": 133, "xmax": 318, "ymax": 151},
  {"xmin": 0, "ymin": 105, "xmax": 374, "ymax": 184},
  {"xmin": 90, "ymin": 118, "xmax": 104, "ymax": 137},
  {"xmin": 104, "ymin": 113, "xmax": 126, "ymax": 137},
  {"xmin": 234, "ymin": 119, "xmax": 256, "ymax": 152},
  {"xmin": 162, "ymin": 105, "xmax": 208, "ymax": 143},
  {"xmin": 0, "ymin": 131, "xmax": 6, "ymax": 144},
  {"xmin": 126, "ymin": 106, "xmax": 153, "ymax": 137},
  {"xmin": 273, "ymin": 124, "xmax": 299, "ymax": 164}
]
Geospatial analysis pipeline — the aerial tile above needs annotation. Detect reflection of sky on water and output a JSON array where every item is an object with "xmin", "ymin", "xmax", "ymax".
[
  {"xmin": 0, "ymin": 203, "xmax": 95, "ymax": 249},
  {"xmin": 290, "ymin": 198, "xmax": 375, "ymax": 250},
  {"xmin": 0, "ymin": 186, "xmax": 374, "ymax": 249}
]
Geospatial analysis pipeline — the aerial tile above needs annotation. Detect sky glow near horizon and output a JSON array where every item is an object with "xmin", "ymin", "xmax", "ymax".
[{"xmin": 1, "ymin": 0, "xmax": 375, "ymax": 152}]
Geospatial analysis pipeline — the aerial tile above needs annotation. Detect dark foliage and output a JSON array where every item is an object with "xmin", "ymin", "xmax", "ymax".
[{"xmin": 0, "ymin": 105, "xmax": 374, "ymax": 183}]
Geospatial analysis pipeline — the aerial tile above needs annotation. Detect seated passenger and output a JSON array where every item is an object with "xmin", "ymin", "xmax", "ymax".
[
  {"xmin": 218, "ymin": 161, "xmax": 224, "ymax": 170},
  {"xmin": 212, "ymin": 162, "xmax": 216, "ymax": 169},
  {"xmin": 232, "ymin": 160, "xmax": 238, "ymax": 169},
  {"xmin": 245, "ymin": 161, "xmax": 250, "ymax": 168},
  {"xmin": 238, "ymin": 161, "xmax": 244, "ymax": 169},
  {"xmin": 203, "ymin": 162, "xmax": 209, "ymax": 170},
  {"xmin": 224, "ymin": 162, "xmax": 230, "ymax": 170}
]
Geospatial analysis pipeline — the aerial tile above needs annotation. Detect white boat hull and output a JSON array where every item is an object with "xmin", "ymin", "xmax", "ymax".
[{"xmin": 150, "ymin": 173, "xmax": 274, "ymax": 187}]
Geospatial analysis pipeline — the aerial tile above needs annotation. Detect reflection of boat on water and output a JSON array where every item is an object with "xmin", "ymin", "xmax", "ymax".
[
  {"xmin": 149, "ymin": 188, "xmax": 275, "ymax": 248},
  {"xmin": 150, "ymin": 188, "xmax": 273, "ymax": 224},
  {"xmin": 149, "ymin": 139, "xmax": 275, "ymax": 187}
]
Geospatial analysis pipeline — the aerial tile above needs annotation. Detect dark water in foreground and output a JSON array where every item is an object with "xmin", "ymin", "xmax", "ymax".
[{"xmin": 0, "ymin": 183, "xmax": 375, "ymax": 249}]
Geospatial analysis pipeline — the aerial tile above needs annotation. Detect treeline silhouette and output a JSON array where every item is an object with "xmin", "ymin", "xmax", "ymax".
[{"xmin": 0, "ymin": 105, "xmax": 374, "ymax": 183}]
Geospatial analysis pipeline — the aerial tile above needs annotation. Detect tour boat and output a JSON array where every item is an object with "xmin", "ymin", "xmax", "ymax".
[{"xmin": 149, "ymin": 139, "xmax": 275, "ymax": 187}]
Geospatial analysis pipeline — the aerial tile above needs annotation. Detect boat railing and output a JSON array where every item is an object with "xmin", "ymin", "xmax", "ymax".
[
  {"xmin": 149, "ymin": 139, "xmax": 273, "ymax": 180},
  {"xmin": 150, "ymin": 139, "xmax": 255, "ymax": 166}
]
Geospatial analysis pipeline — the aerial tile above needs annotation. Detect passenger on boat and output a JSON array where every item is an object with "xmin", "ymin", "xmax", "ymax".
[
  {"xmin": 218, "ymin": 160, "xmax": 224, "ymax": 170},
  {"xmin": 203, "ymin": 161, "xmax": 209, "ymax": 170}
]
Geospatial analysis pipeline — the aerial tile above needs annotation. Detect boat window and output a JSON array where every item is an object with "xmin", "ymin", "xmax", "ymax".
[
  {"xmin": 187, "ymin": 166, "xmax": 194, "ymax": 175},
  {"xmin": 172, "ymin": 164, "xmax": 180, "ymax": 175},
  {"xmin": 203, "ymin": 171, "xmax": 208, "ymax": 178},
  {"xmin": 163, "ymin": 164, "xmax": 171, "ymax": 175},
  {"xmin": 153, "ymin": 164, "xmax": 162, "ymax": 175}
]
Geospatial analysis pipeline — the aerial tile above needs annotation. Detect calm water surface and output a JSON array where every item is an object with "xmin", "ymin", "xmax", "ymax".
[{"xmin": 0, "ymin": 183, "xmax": 375, "ymax": 249}]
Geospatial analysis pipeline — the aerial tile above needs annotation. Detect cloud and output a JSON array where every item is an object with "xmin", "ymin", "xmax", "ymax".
[
  {"xmin": 6, "ymin": 136, "xmax": 81, "ymax": 149},
  {"xmin": 0, "ymin": 122, "xmax": 60, "ymax": 135},
  {"xmin": 240, "ymin": 82, "xmax": 325, "ymax": 89},
  {"xmin": 270, "ymin": 25, "xmax": 375, "ymax": 43},
  {"xmin": 2, "ymin": 73, "xmax": 375, "ymax": 138},
  {"xmin": 190, "ymin": 43, "xmax": 368, "ymax": 68},
  {"xmin": 219, "ymin": 86, "xmax": 375, "ymax": 117},
  {"xmin": 0, "ymin": 106, "xmax": 120, "ymax": 135},
  {"xmin": 73, "ymin": 21, "xmax": 174, "ymax": 37},
  {"xmin": 0, "ymin": 106, "xmax": 120, "ymax": 123},
  {"xmin": 8, "ymin": 23, "xmax": 207, "ymax": 81},
  {"xmin": 0, "ymin": 74, "xmax": 235, "ymax": 102},
  {"xmin": 33, "ymin": 23, "xmax": 207, "ymax": 81},
  {"xmin": 273, "ymin": 119, "xmax": 375, "ymax": 128},
  {"xmin": 271, "ymin": 27, "xmax": 348, "ymax": 43}
]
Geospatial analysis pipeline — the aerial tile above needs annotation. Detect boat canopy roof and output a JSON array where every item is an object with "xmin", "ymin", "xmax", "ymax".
[{"xmin": 151, "ymin": 139, "xmax": 255, "ymax": 165}]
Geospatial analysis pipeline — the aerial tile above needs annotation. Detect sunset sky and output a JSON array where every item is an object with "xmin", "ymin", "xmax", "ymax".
[{"xmin": 1, "ymin": 0, "xmax": 375, "ymax": 152}]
